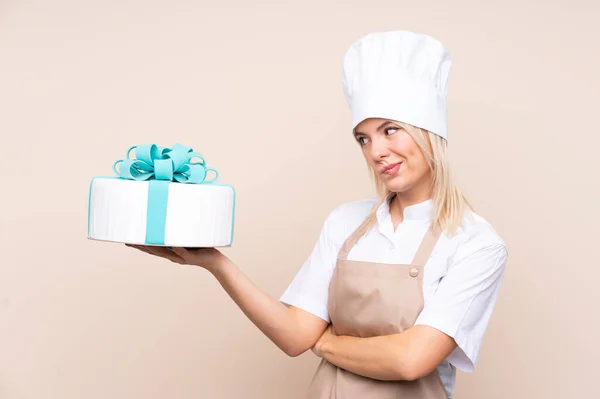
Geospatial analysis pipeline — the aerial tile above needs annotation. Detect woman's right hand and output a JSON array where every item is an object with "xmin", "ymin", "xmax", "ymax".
[{"xmin": 126, "ymin": 244, "xmax": 227, "ymax": 274}]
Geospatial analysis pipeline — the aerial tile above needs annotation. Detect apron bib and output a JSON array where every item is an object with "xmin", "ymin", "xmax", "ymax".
[{"xmin": 306, "ymin": 215, "xmax": 449, "ymax": 399}]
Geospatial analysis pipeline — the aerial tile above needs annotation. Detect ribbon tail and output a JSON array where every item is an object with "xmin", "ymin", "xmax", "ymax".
[{"xmin": 145, "ymin": 180, "xmax": 170, "ymax": 245}]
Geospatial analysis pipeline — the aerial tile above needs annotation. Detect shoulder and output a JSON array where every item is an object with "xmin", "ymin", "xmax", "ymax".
[
  {"xmin": 328, "ymin": 197, "xmax": 378, "ymax": 221},
  {"xmin": 446, "ymin": 209, "xmax": 508, "ymax": 267}
]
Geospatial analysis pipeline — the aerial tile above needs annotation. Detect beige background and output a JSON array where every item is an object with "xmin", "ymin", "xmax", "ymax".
[{"xmin": 1, "ymin": 0, "xmax": 598, "ymax": 398}]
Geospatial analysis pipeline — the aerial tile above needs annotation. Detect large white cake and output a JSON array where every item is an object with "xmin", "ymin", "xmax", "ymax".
[
  {"xmin": 88, "ymin": 177, "xmax": 235, "ymax": 247},
  {"xmin": 87, "ymin": 143, "xmax": 236, "ymax": 248}
]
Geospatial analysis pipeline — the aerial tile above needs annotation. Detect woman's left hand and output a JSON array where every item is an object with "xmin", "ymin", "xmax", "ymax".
[{"xmin": 312, "ymin": 324, "xmax": 334, "ymax": 358}]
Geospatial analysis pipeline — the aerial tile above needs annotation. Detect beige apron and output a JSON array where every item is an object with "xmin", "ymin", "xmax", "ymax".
[{"xmin": 307, "ymin": 215, "xmax": 449, "ymax": 399}]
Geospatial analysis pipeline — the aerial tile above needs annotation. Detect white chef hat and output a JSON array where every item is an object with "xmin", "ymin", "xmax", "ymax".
[{"xmin": 342, "ymin": 30, "xmax": 452, "ymax": 139}]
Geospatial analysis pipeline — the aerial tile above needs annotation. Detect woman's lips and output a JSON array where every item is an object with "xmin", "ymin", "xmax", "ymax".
[{"xmin": 382, "ymin": 162, "xmax": 402, "ymax": 175}]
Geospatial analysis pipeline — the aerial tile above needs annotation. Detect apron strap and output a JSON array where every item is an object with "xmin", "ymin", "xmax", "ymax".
[
  {"xmin": 338, "ymin": 214, "xmax": 374, "ymax": 261},
  {"xmin": 337, "ymin": 197, "xmax": 443, "ymax": 264},
  {"xmin": 410, "ymin": 223, "xmax": 442, "ymax": 266},
  {"xmin": 338, "ymin": 216, "xmax": 442, "ymax": 264}
]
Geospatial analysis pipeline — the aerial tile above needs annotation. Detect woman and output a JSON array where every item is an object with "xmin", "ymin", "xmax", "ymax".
[{"xmin": 129, "ymin": 30, "xmax": 508, "ymax": 399}]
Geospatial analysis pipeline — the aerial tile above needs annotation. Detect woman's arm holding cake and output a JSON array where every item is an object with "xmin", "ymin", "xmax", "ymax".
[{"xmin": 127, "ymin": 245, "xmax": 328, "ymax": 357}]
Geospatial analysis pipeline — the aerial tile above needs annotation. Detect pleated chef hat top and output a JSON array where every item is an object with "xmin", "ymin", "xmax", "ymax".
[{"xmin": 342, "ymin": 30, "xmax": 452, "ymax": 139}]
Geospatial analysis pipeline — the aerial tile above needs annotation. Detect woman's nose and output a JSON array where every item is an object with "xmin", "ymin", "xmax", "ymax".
[{"xmin": 369, "ymin": 137, "xmax": 391, "ymax": 159}]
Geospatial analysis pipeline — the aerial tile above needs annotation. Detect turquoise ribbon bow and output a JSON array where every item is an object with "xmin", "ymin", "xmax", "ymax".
[
  {"xmin": 112, "ymin": 143, "xmax": 218, "ymax": 184},
  {"xmin": 112, "ymin": 143, "xmax": 219, "ymax": 245}
]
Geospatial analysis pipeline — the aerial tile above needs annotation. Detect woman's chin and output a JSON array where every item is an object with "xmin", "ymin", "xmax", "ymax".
[{"xmin": 383, "ymin": 181, "xmax": 410, "ymax": 193}]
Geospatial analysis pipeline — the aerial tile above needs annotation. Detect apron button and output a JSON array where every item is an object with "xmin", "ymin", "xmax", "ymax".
[{"xmin": 409, "ymin": 267, "xmax": 419, "ymax": 277}]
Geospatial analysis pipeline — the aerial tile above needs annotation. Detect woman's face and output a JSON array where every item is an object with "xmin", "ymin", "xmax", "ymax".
[{"xmin": 353, "ymin": 118, "xmax": 432, "ymax": 196}]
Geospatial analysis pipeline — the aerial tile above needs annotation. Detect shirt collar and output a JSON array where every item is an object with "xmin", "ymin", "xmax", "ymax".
[{"xmin": 376, "ymin": 192, "xmax": 433, "ymax": 224}]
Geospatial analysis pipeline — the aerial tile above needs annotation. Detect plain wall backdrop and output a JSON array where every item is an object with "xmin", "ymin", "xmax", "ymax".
[{"xmin": 1, "ymin": 0, "xmax": 599, "ymax": 398}]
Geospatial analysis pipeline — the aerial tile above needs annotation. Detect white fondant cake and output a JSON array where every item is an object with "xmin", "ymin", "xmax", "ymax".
[{"xmin": 87, "ymin": 177, "xmax": 235, "ymax": 247}]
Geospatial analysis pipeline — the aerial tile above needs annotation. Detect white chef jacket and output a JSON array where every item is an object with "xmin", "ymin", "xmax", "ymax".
[{"xmin": 279, "ymin": 195, "xmax": 508, "ymax": 398}]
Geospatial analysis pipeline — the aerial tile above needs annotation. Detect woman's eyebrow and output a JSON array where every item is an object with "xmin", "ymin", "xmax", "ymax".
[{"xmin": 354, "ymin": 120, "xmax": 395, "ymax": 137}]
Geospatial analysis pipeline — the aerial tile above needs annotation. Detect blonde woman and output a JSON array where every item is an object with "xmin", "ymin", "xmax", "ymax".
[{"xmin": 129, "ymin": 30, "xmax": 508, "ymax": 399}]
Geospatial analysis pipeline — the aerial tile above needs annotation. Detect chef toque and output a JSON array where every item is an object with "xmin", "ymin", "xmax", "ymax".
[{"xmin": 342, "ymin": 30, "xmax": 452, "ymax": 139}]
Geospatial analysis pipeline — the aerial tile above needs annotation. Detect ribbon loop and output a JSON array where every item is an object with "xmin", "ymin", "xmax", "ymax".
[{"xmin": 113, "ymin": 143, "xmax": 219, "ymax": 184}]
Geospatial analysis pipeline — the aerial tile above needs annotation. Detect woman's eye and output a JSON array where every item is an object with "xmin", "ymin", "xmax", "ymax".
[
  {"xmin": 386, "ymin": 127, "xmax": 399, "ymax": 135},
  {"xmin": 357, "ymin": 137, "xmax": 368, "ymax": 145}
]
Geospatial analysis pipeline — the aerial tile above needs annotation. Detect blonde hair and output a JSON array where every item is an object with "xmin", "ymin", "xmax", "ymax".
[{"xmin": 360, "ymin": 120, "xmax": 473, "ymax": 238}]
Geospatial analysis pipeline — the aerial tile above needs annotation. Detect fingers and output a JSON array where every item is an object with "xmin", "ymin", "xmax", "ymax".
[
  {"xmin": 170, "ymin": 247, "xmax": 225, "ymax": 270},
  {"xmin": 126, "ymin": 244, "xmax": 186, "ymax": 264},
  {"xmin": 170, "ymin": 247, "xmax": 189, "ymax": 258},
  {"xmin": 311, "ymin": 346, "xmax": 323, "ymax": 358},
  {"xmin": 127, "ymin": 244, "xmax": 154, "ymax": 255},
  {"xmin": 153, "ymin": 248, "xmax": 186, "ymax": 264}
]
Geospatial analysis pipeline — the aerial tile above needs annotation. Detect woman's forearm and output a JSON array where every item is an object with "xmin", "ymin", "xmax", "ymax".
[
  {"xmin": 209, "ymin": 257, "xmax": 318, "ymax": 357},
  {"xmin": 320, "ymin": 333, "xmax": 408, "ymax": 380},
  {"xmin": 318, "ymin": 325, "xmax": 455, "ymax": 381}
]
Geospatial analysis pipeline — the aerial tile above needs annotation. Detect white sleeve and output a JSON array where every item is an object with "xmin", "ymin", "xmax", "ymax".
[
  {"xmin": 278, "ymin": 206, "xmax": 344, "ymax": 323},
  {"xmin": 414, "ymin": 232, "xmax": 508, "ymax": 372}
]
